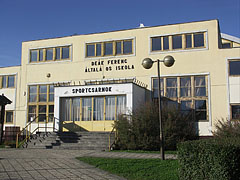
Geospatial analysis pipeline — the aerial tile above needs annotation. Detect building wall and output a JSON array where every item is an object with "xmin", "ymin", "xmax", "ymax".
[{"xmin": 1, "ymin": 19, "xmax": 239, "ymax": 135}]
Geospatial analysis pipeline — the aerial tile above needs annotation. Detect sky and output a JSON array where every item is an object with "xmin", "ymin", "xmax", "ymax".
[{"xmin": 0, "ymin": 0, "xmax": 239, "ymax": 67}]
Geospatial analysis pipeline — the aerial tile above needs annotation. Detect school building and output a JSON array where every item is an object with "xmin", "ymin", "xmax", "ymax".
[{"xmin": 0, "ymin": 19, "xmax": 239, "ymax": 138}]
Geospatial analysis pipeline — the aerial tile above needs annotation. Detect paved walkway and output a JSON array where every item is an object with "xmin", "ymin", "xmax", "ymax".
[{"xmin": 0, "ymin": 149, "xmax": 177, "ymax": 180}]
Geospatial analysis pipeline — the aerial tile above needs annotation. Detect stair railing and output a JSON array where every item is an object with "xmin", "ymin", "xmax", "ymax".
[
  {"xmin": 108, "ymin": 125, "xmax": 117, "ymax": 151},
  {"xmin": 16, "ymin": 116, "xmax": 59, "ymax": 148}
]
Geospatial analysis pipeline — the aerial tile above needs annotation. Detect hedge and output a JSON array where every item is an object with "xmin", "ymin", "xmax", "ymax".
[{"xmin": 177, "ymin": 138, "xmax": 240, "ymax": 180}]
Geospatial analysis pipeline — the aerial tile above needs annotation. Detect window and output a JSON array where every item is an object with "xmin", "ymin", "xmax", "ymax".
[
  {"xmin": 222, "ymin": 43, "xmax": 232, "ymax": 48},
  {"xmin": 152, "ymin": 75, "xmax": 208, "ymax": 121},
  {"xmin": 229, "ymin": 60, "xmax": 240, "ymax": 76},
  {"xmin": 172, "ymin": 35, "xmax": 182, "ymax": 49},
  {"xmin": 30, "ymin": 46, "xmax": 70, "ymax": 63},
  {"xmin": 5, "ymin": 111, "xmax": 13, "ymax": 123},
  {"xmin": 231, "ymin": 105, "xmax": 240, "ymax": 119},
  {"xmin": 28, "ymin": 84, "xmax": 54, "ymax": 122},
  {"xmin": 60, "ymin": 95, "xmax": 126, "ymax": 121},
  {"xmin": 151, "ymin": 32, "xmax": 205, "ymax": 52},
  {"xmin": 86, "ymin": 39, "xmax": 133, "ymax": 57},
  {"xmin": 0, "ymin": 75, "xmax": 15, "ymax": 88}
]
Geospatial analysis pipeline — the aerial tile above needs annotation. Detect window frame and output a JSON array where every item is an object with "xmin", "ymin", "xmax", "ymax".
[
  {"xmin": 229, "ymin": 60, "xmax": 240, "ymax": 76},
  {"xmin": 230, "ymin": 104, "xmax": 240, "ymax": 120},
  {"xmin": 29, "ymin": 46, "xmax": 71, "ymax": 63},
  {"xmin": 60, "ymin": 95, "xmax": 126, "ymax": 122},
  {"xmin": 28, "ymin": 84, "xmax": 54, "ymax": 123},
  {"xmin": 5, "ymin": 111, "xmax": 14, "ymax": 124},
  {"xmin": 151, "ymin": 31, "xmax": 206, "ymax": 53},
  {"xmin": 0, "ymin": 75, "xmax": 15, "ymax": 89},
  {"xmin": 152, "ymin": 75, "xmax": 208, "ymax": 121},
  {"xmin": 85, "ymin": 39, "xmax": 133, "ymax": 58}
]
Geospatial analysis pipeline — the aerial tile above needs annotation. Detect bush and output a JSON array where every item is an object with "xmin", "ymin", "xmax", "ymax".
[
  {"xmin": 178, "ymin": 138, "xmax": 240, "ymax": 180},
  {"xmin": 114, "ymin": 102, "xmax": 197, "ymax": 151},
  {"xmin": 213, "ymin": 119, "xmax": 240, "ymax": 138}
]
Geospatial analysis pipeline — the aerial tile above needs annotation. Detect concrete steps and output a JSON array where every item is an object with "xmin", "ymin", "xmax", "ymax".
[{"xmin": 22, "ymin": 131, "xmax": 115, "ymax": 151}]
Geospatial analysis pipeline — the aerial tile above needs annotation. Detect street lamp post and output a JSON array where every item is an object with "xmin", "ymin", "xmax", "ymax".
[{"xmin": 142, "ymin": 55, "xmax": 175, "ymax": 160}]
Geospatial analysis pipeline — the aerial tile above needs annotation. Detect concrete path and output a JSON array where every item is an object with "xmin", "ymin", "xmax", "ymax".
[{"xmin": 0, "ymin": 149, "xmax": 176, "ymax": 180}]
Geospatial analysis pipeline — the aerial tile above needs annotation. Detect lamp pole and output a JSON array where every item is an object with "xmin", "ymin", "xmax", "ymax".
[{"xmin": 142, "ymin": 55, "xmax": 175, "ymax": 160}]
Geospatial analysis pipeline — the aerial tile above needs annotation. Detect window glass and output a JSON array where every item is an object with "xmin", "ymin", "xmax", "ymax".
[
  {"xmin": 195, "ymin": 100, "xmax": 207, "ymax": 120},
  {"xmin": 194, "ymin": 33, "xmax": 204, "ymax": 47},
  {"xmin": 48, "ymin": 105, "xmax": 54, "ymax": 122},
  {"xmin": 30, "ymin": 50, "xmax": 38, "ymax": 62},
  {"xmin": 6, "ymin": 111, "xmax": 13, "ymax": 123},
  {"xmin": 163, "ymin": 37, "xmax": 169, "ymax": 50},
  {"xmin": 180, "ymin": 101, "xmax": 192, "ymax": 115},
  {"xmin": 39, "ymin": 49, "xmax": 44, "ymax": 61},
  {"xmin": 152, "ymin": 37, "xmax": 161, "ymax": 51},
  {"xmin": 180, "ymin": 77, "xmax": 191, "ymax": 97},
  {"xmin": 29, "ymin": 86, "xmax": 37, "ymax": 102},
  {"xmin": 56, "ymin": 47, "xmax": 60, "ymax": 60},
  {"xmin": 104, "ymin": 42, "xmax": 113, "ymax": 56},
  {"xmin": 62, "ymin": 47, "xmax": 69, "ymax": 59},
  {"xmin": 186, "ymin": 34, "xmax": 192, "ymax": 48},
  {"xmin": 172, "ymin": 35, "xmax": 182, "ymax": 49},
  {"xmin": 60, "ymin": 98, "xmax": 71, "ymax": 121},
  {"xmin": 87, "ymin": 44, "xmax": 95, "ymax": 57},
  {"xmin": 166, "ymin": 78, "xmax": 177, "ymax": 98},
  {"xmin": 2, "ymin": 76, "xmax": 7, "ymax": 88},
  {"xmin": 82, "ymin": 98, "xmax": 92, "ymax": 121},
  {"xmin": 46, "ymin": 48, "xmax": 53, "ymax": 60},
  {"xmin": 116, "ymin": 96, "xmax": 126, "ymax": 119},
  {"xmin": 72, "ymin": 98, "xmax": 80, "ymax": 121},
  {"xmin": 93, "ymin": 97, "xmax": 104, "ymax": 121},
  {"xmin": 39, "ymin": 85, "xmax": 47, "ymax": 102},
  {"xmin": 96, "ymin": 44, "xmax": 102, "ymax": 56},
  {"xmin": 229, "ymin": 61, "xmax": 240, "ymax": 76},
  {"xmin": 153, "ymin": 78, "xmax": 164, "ymax": 98},
  {"xmin": 116, "ymin": 41, "xmax": 122, "ymax": 54},
  {"xmin": 106, "ymin": 96, "xmax": 116, "ymax": 120},
  {"xmin": 222, "ymin": 43, "xmax": 231, "ymax": 48},
  {"xmin": 232, "ymin": 105, "xmax": 240, "ymax": 119},
  {"xmin": 28, "ymin": 105, "xmax": 36, "ymax": 122},
  {"xmin": 195, "ymin": 76, "xmax": 206, "ymax": 96},
  {"xmin": 123, "ymin": 40, "xmax": 132, "ymax": 54},
  {"xmin": 39, "ymin": 105, "xmax": 46, "ymax": 122}
]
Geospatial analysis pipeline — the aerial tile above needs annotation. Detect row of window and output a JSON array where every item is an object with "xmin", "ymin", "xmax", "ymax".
[
  {"xmin": 152, "ymin": 75, "xmax": 208, "ymax": 121},
  {"xmin": 0, "ymin": 75, "xmax": 15, "ymax": 89},
  {"xmin": 30, "ymin": 46, "xmax": 70, "ymax": 63},
  {"xmin": 86, "ymin": 39, "xmax": 133, "ymax": 57},
  {"xmin": 151, "ymin": 32, "xmax": 205, "ymax": 52},
  {"xmin": 28, "ymin": 85, "xmax": 54, "ymax": 122},
  {"xmin": 61, "ymin": 96, "xmax": 126, "ymax": 122}
]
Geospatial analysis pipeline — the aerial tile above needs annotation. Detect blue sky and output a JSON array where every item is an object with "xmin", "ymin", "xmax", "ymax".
[{"xmin": 0, "ymin": 0, "xmax": 239, "ymax": 67}]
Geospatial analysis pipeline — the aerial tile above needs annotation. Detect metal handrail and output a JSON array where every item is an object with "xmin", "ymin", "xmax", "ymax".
[
  {"xmin": 16, "ymin": 116, "xmax": 59, "ymax": 148},
  {"xmin": 108, "ymin": 125, "xmax": 117, "ymax": 151}
]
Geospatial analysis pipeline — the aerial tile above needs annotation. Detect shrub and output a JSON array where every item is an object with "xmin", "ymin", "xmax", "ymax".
[
  {"xmin": 178, "ymin": 138, "xmax": 240, "ymax": 180},
  {"xmin": 213, "ymin": 119, "xmax": 240, "ymax": 138},
  {"xmin": 114, "ymin": 102, "xmax": 197, "ymax": 151}
]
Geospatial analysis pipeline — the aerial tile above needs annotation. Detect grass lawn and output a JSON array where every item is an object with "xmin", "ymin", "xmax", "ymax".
[{"xmin": 77, "ymin": 157, "xmax": 179, "ymax": 180}]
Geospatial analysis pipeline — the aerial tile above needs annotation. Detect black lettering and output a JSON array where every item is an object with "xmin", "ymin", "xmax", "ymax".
[{"xmin": 109, "ymin": 87, "xmax": 112, "ymax": 92}]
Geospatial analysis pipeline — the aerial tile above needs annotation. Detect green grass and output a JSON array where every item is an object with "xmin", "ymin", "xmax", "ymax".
[
  {"xmin": 0, "ymin": 144, "xmax": 5, "ymax": 148},
  {"xmin": 111, "ymin": 150, "xmax": 177, "ymax": 155},
  {"xmin": 77, "ymin": 157, "xmax": 179, "ymax": 180}
]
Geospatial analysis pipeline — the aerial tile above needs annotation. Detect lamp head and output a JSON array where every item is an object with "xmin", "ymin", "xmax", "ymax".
[
  {"xmin": 142, "ymin": 58, "xmax": 153, "ymax": 69},
  {"xmin": 163, "ymin": 55, "xmax": 175, "ymax": 67}
]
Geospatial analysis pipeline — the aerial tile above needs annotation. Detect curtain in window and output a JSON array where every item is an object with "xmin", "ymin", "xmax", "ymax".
[
  {"xmin": 180, "ymin": 77, "xmax": 191, "ymax": 97},
  {"xmin": 166, "ymin": 78, "xmax": 177, "ymax": 98},
  {"xmin": 93, "ymin": 97, "xmax": 104, "ymax": 121},
  {"xmin": 60, "ymin": 98, "xmax": 71, "ymax": 121},
  {"xmin": 116, "ymin": 96, "xmax": 126, "ymax": 118},
  {"xmin": 106, "ymin": 96, "xmax": 115, "ymax": 120},
  {"xmin": 82, "ymin": 98, "xmax": 92, "ymax": 121},
  {"xmin": 195, "ymin": 77, "xmax": 206, "ymax": 96},
  {"xmin": 72, "ymin": 98, "xmax": 80, "ymax": 121}
]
